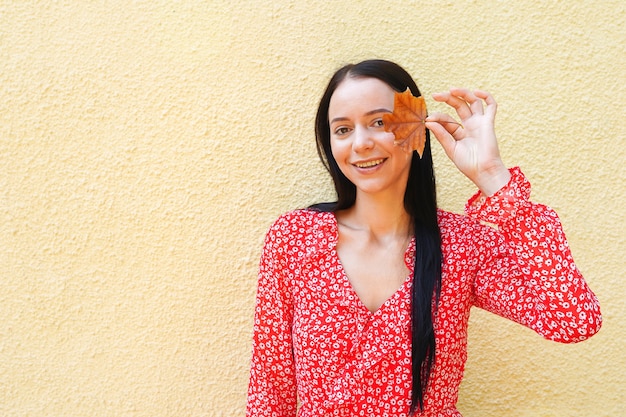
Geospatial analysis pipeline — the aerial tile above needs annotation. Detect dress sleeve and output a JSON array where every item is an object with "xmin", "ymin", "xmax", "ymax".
[
  {"xmin": 246, "ymin": 217, "xmax": 297, "ymax": 417},
  {"xmin": 466, "ymin": 167, "xmax": 602, "ymax": 343}
]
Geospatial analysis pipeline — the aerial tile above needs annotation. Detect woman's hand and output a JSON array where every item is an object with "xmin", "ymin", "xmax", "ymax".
[{"xmin": 425, "ymin": 88, "xmax": 511, "ymax": 196}]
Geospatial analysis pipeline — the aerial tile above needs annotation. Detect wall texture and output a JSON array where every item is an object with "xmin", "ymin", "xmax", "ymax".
[{"xmin": 1, "ymin": 1, "xmax": 624, "ymax": 416}]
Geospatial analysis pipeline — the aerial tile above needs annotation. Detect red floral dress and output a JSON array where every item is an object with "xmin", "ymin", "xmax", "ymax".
[{"xmin": 246, "ymin": 167, "xmax": 602, "ymax": 417}]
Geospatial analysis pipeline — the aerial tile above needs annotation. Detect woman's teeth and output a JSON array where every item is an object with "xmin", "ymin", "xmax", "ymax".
[{"xmin": 355, "ymin": 159, "xmax": 384, "ymax": 168}]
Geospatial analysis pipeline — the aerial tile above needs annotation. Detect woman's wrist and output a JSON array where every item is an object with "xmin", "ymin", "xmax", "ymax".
[{"xmin": 475, "ymin": 163, "xmax": 511, "ymax": 197}]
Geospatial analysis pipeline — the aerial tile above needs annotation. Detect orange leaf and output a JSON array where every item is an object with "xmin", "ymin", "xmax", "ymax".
[{"xmin": 382, "ymin": 88, "xmax": 427, "ymax": 158}]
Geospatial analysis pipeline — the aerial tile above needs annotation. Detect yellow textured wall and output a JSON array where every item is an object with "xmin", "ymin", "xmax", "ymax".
[{"xmin": 1, "ymin": 1, "xmax": 624, "ymax": 415}]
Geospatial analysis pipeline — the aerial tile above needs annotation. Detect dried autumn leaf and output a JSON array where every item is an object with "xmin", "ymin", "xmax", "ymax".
[{"xmin": 383, "ymin": 88, "xmax": 427, "ymax": 157}]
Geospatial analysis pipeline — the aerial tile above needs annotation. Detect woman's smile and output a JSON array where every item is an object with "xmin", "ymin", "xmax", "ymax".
[{"xmin": 353, "ymin": 158, "xmax": 386, "ymax": 169}]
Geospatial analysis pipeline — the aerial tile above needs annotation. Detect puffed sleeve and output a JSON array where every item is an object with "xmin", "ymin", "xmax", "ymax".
[
  {"xmin": 466, "ymin": 167, "xmax": 602, "ymax": 343},
  {"xmin": 246, "ymin": 216, "xmax": 297, "ymax": 417}
]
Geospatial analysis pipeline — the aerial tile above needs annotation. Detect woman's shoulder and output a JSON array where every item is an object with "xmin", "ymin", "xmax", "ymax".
[
  {"xmin": 266, "ymin": 208, "xmax": 337, "ymax": 244},
  {"xmin": 270, "ymin": 208, "xmax": 335, "ymax": 230}
]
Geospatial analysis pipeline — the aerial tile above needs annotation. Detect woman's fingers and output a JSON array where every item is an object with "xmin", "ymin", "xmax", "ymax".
[
  {"xmin": 425, "ymin": 112, "xmax": 461, "ymax": 159},
  {"xmin": 432, "ymin": 90, "xmax": 473, "ymax": 120},
  {"xmin": 432, "ymin": 88, "xmax": 495, "ymax": 120},
  {"xmin": 425, "ymin": 112, "xmax": 463, "ymax": 138},
  {"xmin": 473, "ymin": 89, "xmax": 497, "ymax": 118},
  {"xmin": 450, "ymin": 88, "xmax": 484, "ymax": 116}
]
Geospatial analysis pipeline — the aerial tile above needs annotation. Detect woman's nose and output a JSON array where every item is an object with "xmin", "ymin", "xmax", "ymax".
[{"xmin": 352, "ymin": 125, "xmax": 374, "ymax": 152}]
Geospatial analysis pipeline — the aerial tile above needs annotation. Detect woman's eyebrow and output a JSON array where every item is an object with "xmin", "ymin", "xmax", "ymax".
[
  {"xmin": 366, "ymin": 108, "xmax": 392, "ymax": 116},
  {"xmin": 329, "ymin": 116, "xmax": 350, "ymax": 125},
  {"xmin": 330, "ymin": 108, "xmax": 392, "ymax": 125}
]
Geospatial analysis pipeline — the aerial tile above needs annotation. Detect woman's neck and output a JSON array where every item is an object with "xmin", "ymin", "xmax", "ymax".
[{"xmin": 338, "ymin": 192, "xmax": 412, "ymax": 242}]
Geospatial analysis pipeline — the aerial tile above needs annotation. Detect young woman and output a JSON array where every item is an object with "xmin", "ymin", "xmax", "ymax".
[{"xmin": 246, "ymin": 59, "xmax": 602, "ymax": 416}]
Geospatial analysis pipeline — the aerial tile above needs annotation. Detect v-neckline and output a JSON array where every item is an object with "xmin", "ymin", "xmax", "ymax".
[
  {"xmin": 338, "ymin": 259, "xmax": 412, "ymax": 315},
  {"xmin": 330, "ymin": 212, "xmax": 414, "ymax": 315}
]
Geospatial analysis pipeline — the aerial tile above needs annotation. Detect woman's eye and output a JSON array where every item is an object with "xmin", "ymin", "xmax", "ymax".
[
  {"xmin": 334, "ymin": 127, "xmax": 350, "ymax": 135},
  {"xmin": 373, "ymin": 119, "xmax": 384, "ymax": 128}
]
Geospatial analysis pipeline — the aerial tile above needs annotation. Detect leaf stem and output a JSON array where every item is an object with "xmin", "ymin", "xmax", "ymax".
[{"xmin": 438, "ymin": 120, "xmax": 463, "ymax": 128}]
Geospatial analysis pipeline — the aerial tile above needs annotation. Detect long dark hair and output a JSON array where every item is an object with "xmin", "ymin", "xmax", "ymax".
[{"xmin": 311, "ymin": 59, "xmax": 442, "ymax": 414}]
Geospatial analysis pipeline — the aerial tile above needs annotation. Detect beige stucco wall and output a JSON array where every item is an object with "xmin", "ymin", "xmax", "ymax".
[{"xmin": 1, "ymin": 1, "xmax": 624, "ymax": 415}]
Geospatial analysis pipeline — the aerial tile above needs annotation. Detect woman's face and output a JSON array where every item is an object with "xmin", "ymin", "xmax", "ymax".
[{"xmin": 328, "ymin": 76, "xmax": 413, "ymax": 199}]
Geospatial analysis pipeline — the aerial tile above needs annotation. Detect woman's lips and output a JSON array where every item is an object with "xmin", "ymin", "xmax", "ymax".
[{"xmin": 353, "ymin": 158, "xmax": 385, "ymax": 168}]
